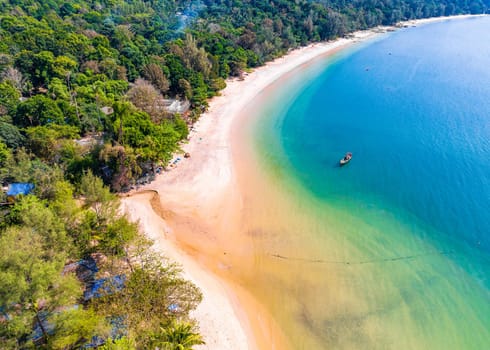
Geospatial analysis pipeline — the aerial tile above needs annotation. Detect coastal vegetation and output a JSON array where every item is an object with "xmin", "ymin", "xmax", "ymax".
[
  {"xmin": 0, "ymin": 171, "xmax": 203, "ymax": 349},
  {"xmin": 0, "ymin": 0, "xmax": 487, "ymax": 188},
  {"xmin": 0, "ymin": 0, "xmax": 488, "ymax": 348}
]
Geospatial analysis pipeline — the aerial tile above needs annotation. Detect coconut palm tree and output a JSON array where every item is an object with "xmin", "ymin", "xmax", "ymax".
[{"xmin": 149, "ymin": 321, "xmax": 204, "ymax": 350}]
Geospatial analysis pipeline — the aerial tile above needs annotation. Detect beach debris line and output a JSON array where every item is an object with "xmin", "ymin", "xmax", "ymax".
[{"xmin": 269, "ymin": 249, "xmax": 455, "ymax": 265}]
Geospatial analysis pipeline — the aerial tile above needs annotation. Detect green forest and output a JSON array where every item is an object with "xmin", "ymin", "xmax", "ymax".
[{"xmin": 0, "ymin": 0, "xmax": 488, "ymax": 348}]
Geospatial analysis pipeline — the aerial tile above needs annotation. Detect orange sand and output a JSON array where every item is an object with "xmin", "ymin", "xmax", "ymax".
[{"xmin": 121, "ymin": 15, "xmax": 482, "ymax": 349}]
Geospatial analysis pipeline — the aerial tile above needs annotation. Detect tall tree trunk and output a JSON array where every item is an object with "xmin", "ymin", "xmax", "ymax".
[{"xmin": 35, "ymin": 310, "xmax": 49, "ymax": 344}]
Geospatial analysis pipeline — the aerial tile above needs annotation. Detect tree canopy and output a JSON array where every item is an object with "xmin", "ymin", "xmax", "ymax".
[
  {"xmin": 0, "ymin": 174, "xmax": 203, "ymax": 349},
  {"xmin": 0, "ymin": 0, "xmax": 488, "ymax": 348},
  {"xmin": 0, "ymin": 0, "xmax": 486, "ymax": 188}
]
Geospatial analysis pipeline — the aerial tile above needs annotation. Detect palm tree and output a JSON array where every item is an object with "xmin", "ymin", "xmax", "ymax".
[{"xmin": 150, "ymin": 321, "xmax": 205, "ymax": 350}]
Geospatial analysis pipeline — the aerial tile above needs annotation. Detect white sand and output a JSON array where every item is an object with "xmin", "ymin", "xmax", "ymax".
[
  {"xmin": 122, "ymin": 15, "xmax": 483, "ymax": 349},
  {"xmin": 121, "ymin": 192, "xmax": 250, "ymax": 349},
  {"xmin": 122, "ymin": 33, "xmax": 369, "ymax": 349}
]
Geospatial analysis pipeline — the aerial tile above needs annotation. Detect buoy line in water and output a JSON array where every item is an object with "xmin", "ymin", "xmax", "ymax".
[{"xmin": 269, "ymin": 250, "xmax": 455, "ymax": 265}]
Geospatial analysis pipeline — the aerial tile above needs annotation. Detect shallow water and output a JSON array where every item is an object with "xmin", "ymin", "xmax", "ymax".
[{"xmin": 243, "ymin": 17, "xmax": 490, "ymax": 349}]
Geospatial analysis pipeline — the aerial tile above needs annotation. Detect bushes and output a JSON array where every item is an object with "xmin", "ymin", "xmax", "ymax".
[{"xmin": 0, "ymin": 173, "xmax": 203, "ymax": 348}]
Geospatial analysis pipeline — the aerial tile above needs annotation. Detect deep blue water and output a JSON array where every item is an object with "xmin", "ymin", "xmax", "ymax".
[
  {"xmin": 246, "ymin": 16, "xmax": 490, "ymax": 349},
  {"xmin": 279, "ymin": 17, "xmax": 490, "ymax": 285},
  {"xmin": 251, "ymin": 17, "xmax": 490, "ymax": 348}
]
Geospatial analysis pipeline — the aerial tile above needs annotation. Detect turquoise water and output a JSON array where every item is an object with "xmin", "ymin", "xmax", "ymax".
[{"xmin": 253, "ymin": 17, "xmax": 490, "ymax": 349}]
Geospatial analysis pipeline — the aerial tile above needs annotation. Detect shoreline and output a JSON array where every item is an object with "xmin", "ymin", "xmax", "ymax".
[{"xmin": 122, "ymin": 14, "xmax": 484, "ymax": 349}]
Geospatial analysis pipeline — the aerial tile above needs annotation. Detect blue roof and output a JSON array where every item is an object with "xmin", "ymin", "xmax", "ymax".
[
  {"xmin": 31, "ymin": 305, "xmax": 79, "ymax": 343},
  {"xmin": 31, "ymin": 311, "xmax": 55, "ymax": 342},
  {"xmin": 83, "ymin": 316, "xmax": 127, "ymax": 348},
  {"xmin": 63, "ymin": 257, "xmax": 99, "ymax": 283},
  {"xmin": 0, "ymin": 306, "xmax": 11, "ymax": 321},
  {"xmin": 7, "ymin": 183, "xmax": 35, "ymax": 196},
  {"xmin": 84, "ymin": 275, "xmax": 126, "ymax": 301}
]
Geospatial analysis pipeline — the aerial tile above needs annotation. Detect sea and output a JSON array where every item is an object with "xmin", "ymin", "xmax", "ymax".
[{"xmin": 243, "ymin": 16, "xmax": 489, "ymax": 349}]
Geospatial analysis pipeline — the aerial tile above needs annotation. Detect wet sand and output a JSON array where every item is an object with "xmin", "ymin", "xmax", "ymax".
[{"xmin": 121, "ymin": 15, "xmax": 483, "ymax": 349}]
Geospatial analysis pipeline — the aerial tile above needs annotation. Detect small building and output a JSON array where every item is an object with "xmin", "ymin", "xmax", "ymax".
[
  {"xmin": 63, "ymin": 257, "xmax": 99, "ymax": 284},
  {"xmin": 163, "ymin": 99, "xmax": 190, "ymax": 115},
  {"xmin": 83, "ymin": 275, "xmax": 126, "ymax": 301},
  {"xmin": 6, "ymin": 183, "xmax": 35, "ymax": 202},
  {"xmin": 100, "ymin": 106, "xmax": 114, "ymax": 115}
]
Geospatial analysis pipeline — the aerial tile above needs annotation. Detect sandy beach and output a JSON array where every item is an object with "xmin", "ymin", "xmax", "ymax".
[{"xmin": 121, "ymin": 15, "xmax": 483, "ymax": 349}]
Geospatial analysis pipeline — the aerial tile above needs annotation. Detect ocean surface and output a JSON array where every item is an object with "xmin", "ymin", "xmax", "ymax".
[{"xmin": 248, "ymin": 16, "xmax": 490, "ymax": 349}]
